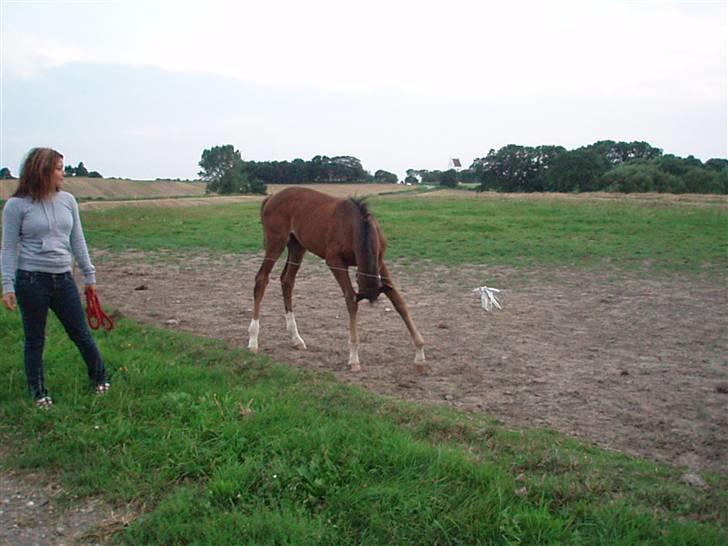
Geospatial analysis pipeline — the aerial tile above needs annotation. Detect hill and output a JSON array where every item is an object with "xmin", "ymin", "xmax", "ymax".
[{"xmin": 0, "ymin": 177, "xmax": 207, "ymax": 201}]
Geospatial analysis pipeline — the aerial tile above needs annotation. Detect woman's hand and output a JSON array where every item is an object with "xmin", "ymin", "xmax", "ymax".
[
  {"xmin": 2, "ymin": 292, "xmax": 17, "ymax": 311},
  {"xmin": 85, "ymin": 284, "xmax": 96, "ymax": 294}
]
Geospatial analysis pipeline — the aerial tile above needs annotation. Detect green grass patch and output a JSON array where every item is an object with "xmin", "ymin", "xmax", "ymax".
[
  {"xmin": 1, "ymin": 311, "xmax": 726, "ymax": 544},
  {"xmin": 76, "ymin": 195, "xmax": 727, "ymax": 274}
]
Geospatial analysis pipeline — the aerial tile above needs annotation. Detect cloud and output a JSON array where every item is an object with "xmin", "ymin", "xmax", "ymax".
[
  {"xmin": 2, "ymin": 62, "xmax": 724, "ymax": 181},
  {"xmin": 3, "ymin": 0, "xmax": 724, "ymax": 101},
  {"xmin": 2, "ymin": 30, "xmax": 90, "ymax": 79}
]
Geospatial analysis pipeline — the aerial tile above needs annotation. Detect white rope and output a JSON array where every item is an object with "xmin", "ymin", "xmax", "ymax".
[
  {"xmin": 472, "ymin": 285, "xmax": 502, "ymax": 311},
  {"xmin": 263, "ymin": 257, "xmax": 382, "ymax": 280}
]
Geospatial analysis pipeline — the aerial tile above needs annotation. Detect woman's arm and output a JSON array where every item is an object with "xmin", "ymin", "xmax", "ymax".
[
  {"xmin": 1, "ymin": 199, "xmax": 22, "ymax": 296},
  {"xmin": 68, "ymin": 195, "xmax": 97, "ymax": 286}
]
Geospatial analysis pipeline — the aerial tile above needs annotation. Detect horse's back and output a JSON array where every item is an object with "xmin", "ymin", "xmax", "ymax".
[
  {"xmin": 263, "ymin": 187, "xmax": 341, "ymax": 218},
  {"xmin": 261, "ymin": 187, "xmax": 346, "ymax": 258}
]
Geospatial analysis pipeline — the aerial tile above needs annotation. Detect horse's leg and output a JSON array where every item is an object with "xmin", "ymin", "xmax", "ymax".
[
  {"xmin": 248, "ymin": 236, "xmax": 287, "ymax": 353},
  {"xmin": 380, "ymin": 262, "xmax": 426, "ymax": 370},
  {"xmin": 327, "ymin": 260, "xmax": 361, "ymax": 371},
  {"xmin": 281, "ymin": 237, "xmax": 307, "ymax": 349}
]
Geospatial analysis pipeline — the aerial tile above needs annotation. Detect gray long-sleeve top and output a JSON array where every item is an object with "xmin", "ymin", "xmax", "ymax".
[{"xmin": 1, "ymin": 191, "xmax": 96, "ymax": 295}]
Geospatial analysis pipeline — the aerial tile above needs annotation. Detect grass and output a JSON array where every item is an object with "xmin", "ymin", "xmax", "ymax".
[
  {"xmin": 1, "ymin": 311, "xmax": 726, "ymax": 544},
  {"xmin": 78, "ymin": 194, "xmax": 728, "ymax": 274}
]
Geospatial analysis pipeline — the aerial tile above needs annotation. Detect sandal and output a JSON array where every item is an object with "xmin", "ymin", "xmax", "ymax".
[
  {"xmin": 95, "ymin": 382, "xmax": 111, "ymax": 395},
  {"xmin": 35, "ymin": 396, "xmax": 53, "ymax": 409}
]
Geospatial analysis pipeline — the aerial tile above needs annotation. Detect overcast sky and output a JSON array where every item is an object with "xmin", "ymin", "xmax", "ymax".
[{"xmin": 1, "ymin": 0, "xmax": 726, "ymax": 180}]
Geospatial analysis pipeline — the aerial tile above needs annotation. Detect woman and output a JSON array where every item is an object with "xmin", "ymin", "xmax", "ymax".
[{"xmin": 1, "ymin": 148, "xmax": 110, "ymax": 408}]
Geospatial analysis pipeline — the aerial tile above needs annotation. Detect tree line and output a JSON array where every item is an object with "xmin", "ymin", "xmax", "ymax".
[
  {"xmin": 466, "ymin": 141, "xmax": 726, "ymax": 194},
  {"xmin": 197, "ymin": 145, "xmax": 399, "ymax": 195},
  {"xmin": 0, "ymin": 162, "xmax": 103, "ymax": 179},
  {"xmin": 64, "ymin": 162, "xmax": 103, "ymax": 178},
  {"xmin": 199, "ymin": 140, "xmax": 727, "ymax": 196},
  {"xmin": 3, "ymin": 141, "xmax": 725, "ymax": 195}
]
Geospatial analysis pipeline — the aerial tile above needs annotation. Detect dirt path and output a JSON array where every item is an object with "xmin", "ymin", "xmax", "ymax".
[
  {"xmin": 0, "ymin": 466, "xmax": 132, "ymax": 546},
  {"xmin": 94, "ymin": 251, "xmax": 728, "ymax": 475}
]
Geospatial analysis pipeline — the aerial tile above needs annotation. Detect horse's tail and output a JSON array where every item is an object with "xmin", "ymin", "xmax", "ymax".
[{"xmin": 350, "ymin": 198, "xmax": 383, "ymax": 302}]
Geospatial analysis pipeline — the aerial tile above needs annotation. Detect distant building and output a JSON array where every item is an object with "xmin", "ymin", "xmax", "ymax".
[{"xmin": 449, "ymin": 158, "xmax": 462, "ymax": 171}]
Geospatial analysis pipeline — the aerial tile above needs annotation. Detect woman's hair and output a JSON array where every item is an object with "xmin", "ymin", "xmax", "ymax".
[{"xmin": 13, "ymin": 147, "xmax": 64, "ymax": 201}]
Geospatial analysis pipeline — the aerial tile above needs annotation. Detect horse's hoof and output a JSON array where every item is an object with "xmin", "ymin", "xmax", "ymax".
[
  {"xmin": 292, "ymin": 339, "xmax": 307, "ymax": 350},
  {"xmin": 415, "ymin": 363, "xmax": 427, "ymax": 375},
  {"xmin": 248, "ymin": 343, "xmax": 259, "ymax": 353},
  {"xmin": 350, "ymin": 363, "xmax": 362, "ymax": 372}
]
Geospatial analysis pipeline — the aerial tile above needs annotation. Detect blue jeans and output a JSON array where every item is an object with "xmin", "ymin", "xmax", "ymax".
[{"xmin": 15, "ymin": 270, "xmax": 107, "ymax": 400}]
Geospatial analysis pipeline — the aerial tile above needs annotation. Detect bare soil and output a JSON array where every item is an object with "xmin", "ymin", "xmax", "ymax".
[
  {"xmin": 0, "ymin": 178, "xmax": 207, "ymax": 202},
  {"xmin": 93, "ymin": 250, "xmax": 728, "ymax": 475},
  {"xmin": 2, "ymin": 179, "xmax": 409, "ymax": 203},
  {"xmin": 0, "ymin": 463, "xmax": 133, "ymax": 546},
  {"xmin": 423, "ymin": 189, "xmax": 728, "ymax": 207}
]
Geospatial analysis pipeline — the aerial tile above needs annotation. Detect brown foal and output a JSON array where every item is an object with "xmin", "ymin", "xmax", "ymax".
[{"xmin": 248, "ymin": 187, "xmax": 425, "ymax": 371}]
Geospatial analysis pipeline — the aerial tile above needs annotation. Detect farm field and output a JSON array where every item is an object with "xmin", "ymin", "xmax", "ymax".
[
  {"xmin": 0, "ymin": 177, "xmax": 207, "ymax": 201},
  {"xmin": 1, "ymin": 178, "xmax": 413, "ymax": 207},
  {"xmin": 1, "ymin": 189, "xmax": 727, "ymax": 543}
]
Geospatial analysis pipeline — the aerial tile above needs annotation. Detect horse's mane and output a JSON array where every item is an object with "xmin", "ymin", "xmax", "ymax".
[
  {"xmin": 347, "ymin": 197, "xmax": 380, "ymax": 298},
  {"xmin": 348, "ymin": 197, "xmax": 371, "ymax": 221},
  {"xmin": 348, "ymin": 197, "xmax": 374, "ymax": 246}
]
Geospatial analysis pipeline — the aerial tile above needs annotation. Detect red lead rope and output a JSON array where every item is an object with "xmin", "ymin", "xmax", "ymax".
[{"xmin": 84, "ymin": 287, "xmax": 114, "ymax": 331}]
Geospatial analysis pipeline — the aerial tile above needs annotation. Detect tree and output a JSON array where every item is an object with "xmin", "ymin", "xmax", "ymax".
[
  {"xmin": 198, "ymin": 145, "xmax": 266, "ymax": 195},
  {"xmin": 0, "ymin": 167, "xmax": 13, "ymax": 179},
  {"xmin": 374, "ymin": 169, "xmax": 398, "ymax": 184},
  {"xmin": 405, "ymin": 169, "xmax": 421, "ymax": 184},
  {"xmin": 439, "ymin": 169, "xmax": 458, "ymax": 188},
  {"xmin": 472, "ymin": 144, "xmax": 566, "ymax": 192},
  {"xmin": 601, "ymin": 162, "xmax": 681, "ymax": 193},
  {"xmin": 199, "ymin": 145, "xmax": 241, "ymax": 183},
  {"xmin": 75, "ymin": 162, "xmax": 89, "ymax": 177},
  {"xmin": 330, "ymin": 156, "xmax": 367, "ymax": 182},
  {"xmin": 545, "ymin": 149, "xmax": 609, "ymax": 192},
  {"xmin": 585, "ymin": 140, "xmax": 662, "ymax": 165},
  {"xmin": 705, "ymin": 158, "xmax": 728, "ymax": 172},
  {"xmin": 418, "ymin": 170, "xmax": 443, "ymax": 184}
]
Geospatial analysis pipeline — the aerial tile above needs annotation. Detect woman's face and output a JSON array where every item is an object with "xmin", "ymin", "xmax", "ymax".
[{"xmin": 52, "ymin": 158, "xmax": 64, "ymax": 191}]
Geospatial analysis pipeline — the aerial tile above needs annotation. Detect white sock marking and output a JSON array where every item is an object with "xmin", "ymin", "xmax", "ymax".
[
  {"xmin": 285, "ymin": 312, "xmax": 306, "ymax": 349},
  {"xmin": 349, "ymin": 339, "xmax": 361, "ymax": 371},
  {"xmin": 248, "ymin": 319, "xmax": 260, "ymax": 352}
]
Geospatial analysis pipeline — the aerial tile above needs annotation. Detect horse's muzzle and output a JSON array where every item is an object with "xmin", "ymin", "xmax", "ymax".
[{"xmin": 356, "ymin": 289, "xmax": 382, "ymax": 303}]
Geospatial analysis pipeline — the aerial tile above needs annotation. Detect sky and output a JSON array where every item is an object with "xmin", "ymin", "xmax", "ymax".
[{"xmin": 1, "ymin": 0, "xmax": 726, "ymax": 181}]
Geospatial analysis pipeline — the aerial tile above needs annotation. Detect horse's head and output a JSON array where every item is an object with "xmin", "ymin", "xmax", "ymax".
[{"xmin": 355, "ymin": 271, "xmax": 384, "ymax": 303}]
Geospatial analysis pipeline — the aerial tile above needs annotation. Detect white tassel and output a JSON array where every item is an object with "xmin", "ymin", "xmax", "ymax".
[{"xmin": 472, "ymin": 286, "xmax": 502, "ymax": 311}]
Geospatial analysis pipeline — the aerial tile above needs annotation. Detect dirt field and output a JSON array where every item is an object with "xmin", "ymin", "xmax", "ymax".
[
  {"xmin": 76, "ymin": 184, "xmax": 411, "ymax": 210},
  {"xmin": 423, "ymin": 189, "xmax": 728, "ymax": 207},
  {"xmin": 0, "ymin": 178, "xmax": 207, "ymax": 201},
  {"xmin": 92, "ymin": 249, "xmax": 728, "ymax": 476},
  {"xmin": 1, "ymin": 179, "xmax": 411, "ymax": 206}
]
